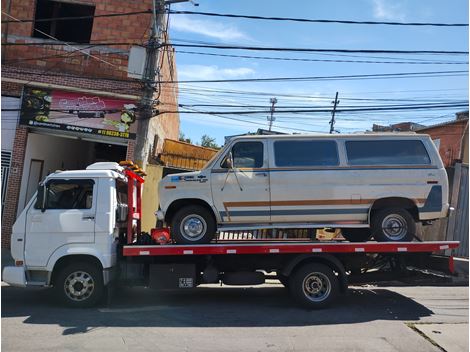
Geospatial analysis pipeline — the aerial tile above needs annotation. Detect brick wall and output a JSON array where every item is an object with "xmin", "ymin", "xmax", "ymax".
[
  {"xmin": 2, "ymin": 0, "xmax": 152, "ymax": 80},
  {"xmin": 1, "ymin": 0, "xmax": 180, "ymax": 249},
  {"xmin": 1, "ymin": 126, "xmax": 28, "ymax": 249},
  {"xmin": 417, "ymin": 119, "xmax": 469, "ymax": 167}
]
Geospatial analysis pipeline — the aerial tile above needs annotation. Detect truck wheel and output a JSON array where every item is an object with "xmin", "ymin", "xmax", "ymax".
[
  {"xmin": 371, "ymin": 208, "xmax": 415, "ymax": 242},
  {"xmin": 171, "ymin": 205, "xmax": 216, "ymax": 244},
  {"xmin": 341, "ymin": 228, "xmax": 372, "ymax": 242},
  {"xmin": 289, "ymin": 263, "xmax": 339, "ymax": 309},
  {"xmin": 54, "ymin": 262, "xmax": 104, "ymax": 308}
]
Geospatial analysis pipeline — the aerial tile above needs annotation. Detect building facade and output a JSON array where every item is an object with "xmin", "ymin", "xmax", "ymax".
[
  {"xmin": 416, "ymin": 112, "xmax": 469, "ymax": 167},
  {"xmin": 1, "ymin": 0, "xmax": 179, "ymax": 248}
]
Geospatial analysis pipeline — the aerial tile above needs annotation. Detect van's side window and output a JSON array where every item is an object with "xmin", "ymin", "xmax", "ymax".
[
  {"xmin": 231, "ymin": 141, "xmax": 264, "ymax": 168},
  {"xmin": 345, "ymin": 140, "xmax": 431, "ymax": 165},
  {"xmin": 35, "ymin": 179, "xmax": 94, "ymax": 209},
  {"xmin": 274, "ymin": 140, "xmax": 339, "ymax": 167}
]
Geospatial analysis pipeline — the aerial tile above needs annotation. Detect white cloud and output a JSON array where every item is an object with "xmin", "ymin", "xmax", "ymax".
[
  {"xmin": 178, "ymin": 65, "xmax": 255, "ymax": 80},
  {"xmin": 372, "ymin": 0, "xmax": 406, "ymax": 21},
  {"xmin": 170, "ymin": 15, "xmax": 249, "ymax": 41}
]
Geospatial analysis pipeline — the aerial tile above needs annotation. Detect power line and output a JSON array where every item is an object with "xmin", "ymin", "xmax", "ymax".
[
  {"xmin": 159, "ymin": 102, "xmax": 469, "ymax": 115},
  {"xmin": 1, "ymin": 41, "xmax": 141, "ymax": 46},
  {"xmin": 177, "ymin": 101, "xmax": 468, "ymax": 109},
  {"xmin": 167, "ymin": 43, "xmax": 468, "ymax": 55},
  {"xmin": 160, "ymin": 70, "xmax": 468, "ymax": 84},
  {"xmin": 175, "ymin": 50, "xmax": 469, "ymax": 65},
  {"xmin": 3, "ymin": 41, "xmax": 467, "ymax": 56},
  {"xmin": 1, "ymin": 10, "xmax": 152, "ymax": 24},
  {"xmin": 170, "ymin": 10, "xmax": 469, "ymax": 27}
]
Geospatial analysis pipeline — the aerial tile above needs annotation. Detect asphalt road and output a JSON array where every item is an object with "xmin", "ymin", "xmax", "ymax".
[{"xmin": 2, "ymin": 281, "xmax": 468, "ymax": 352}]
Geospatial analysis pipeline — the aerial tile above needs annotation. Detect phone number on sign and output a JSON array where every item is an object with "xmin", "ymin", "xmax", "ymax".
[{"xmin": 97, "ymin": 130, "xmax": 130, "ymax": 138}]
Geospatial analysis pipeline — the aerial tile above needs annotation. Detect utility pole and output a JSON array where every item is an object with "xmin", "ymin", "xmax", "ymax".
[
  {"xmin": 134, "ymin": 0, "xmax": 166, "ymax": 169},
  {"xmin": 268, "ymin": 97, "xmax": 277, "ymax": 131},
  {"xmin": 329, "ymin": 91, "xmax": 339, "ymax": 134}
]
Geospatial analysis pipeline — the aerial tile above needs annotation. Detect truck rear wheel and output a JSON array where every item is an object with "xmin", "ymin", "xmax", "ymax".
[
  {"xmin": 171, "ymin": 205, "xmax": 216, "ymax": 244},
  {"xmin": 372, "ymin": 208, "xmax": 415, "ymax": 242},
  {"xmin": 54, "ymin": 262, "xmax": 104, "ymax": 308},
  {"xmin": 289, "ymin": 263, "xmax": 339, "ymax": 309}
]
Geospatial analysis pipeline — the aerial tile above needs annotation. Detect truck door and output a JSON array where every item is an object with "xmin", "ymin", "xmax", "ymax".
[
  {"xmin": 24, "ymin": 178, "xmax": 96, "ymax": 268},
  {"xmin": 210, "ymin": 140, "xmax": 270, "ymax": 223}
]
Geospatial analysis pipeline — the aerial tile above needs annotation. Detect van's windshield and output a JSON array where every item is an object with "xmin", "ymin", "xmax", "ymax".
[{"xmin": 202, "ymin": 147, "xmax": 225, "ymax": 170}]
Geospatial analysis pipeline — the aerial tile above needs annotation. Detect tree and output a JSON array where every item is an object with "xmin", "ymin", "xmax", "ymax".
[
  {"xmin": 200, "ymin": 134, "xmax": 219, "ymax": 149},
  {"xmin": 179, "ymin": 132, "xmax": 192, "ymax": 144}
]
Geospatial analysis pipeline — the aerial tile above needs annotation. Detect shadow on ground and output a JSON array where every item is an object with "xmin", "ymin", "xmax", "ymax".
[{"xmin": 2, "ymin": 283, "xmax": 434, "ymax": 334}]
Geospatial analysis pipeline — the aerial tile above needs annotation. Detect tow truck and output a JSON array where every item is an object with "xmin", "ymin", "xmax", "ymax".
[{"xmin": 2, "ymin": 162, "xmax": 459, "ymax": 309}]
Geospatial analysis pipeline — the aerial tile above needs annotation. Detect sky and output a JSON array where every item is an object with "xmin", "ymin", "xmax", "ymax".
[{"xmin": 167, "ymin": 0, "xmax": 469, "ymax": 146}]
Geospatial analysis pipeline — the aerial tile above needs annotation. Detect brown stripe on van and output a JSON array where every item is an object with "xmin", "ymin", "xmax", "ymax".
[{"xmin": 224, "ymin": 198, "xmax": 426, "ymax": 208}]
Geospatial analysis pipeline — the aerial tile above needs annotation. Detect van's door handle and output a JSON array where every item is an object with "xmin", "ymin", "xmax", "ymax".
[
  {"xmin": 82, "ymin": 216, "xmax": 95, "ymax": 220},
  {"xmin": 255, "ymin": 172, "xmax": 267, "ymax": 177}
]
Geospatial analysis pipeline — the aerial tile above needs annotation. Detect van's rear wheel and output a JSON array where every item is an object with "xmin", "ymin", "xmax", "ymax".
[
  {"xmin": 341, "ymin": 229, "xmax": 372, "ymax": 242},
  {"xmin": 55, "ymin": 262, "xmax": 104, "ymax": 308},
  {"xmin": 171, "ymin": 205, "xmax": 216, "ymax": 244},
  {"xmin": 289, "ymin": 263, "xmax": 339, "ymax": 309},
  {"xmin": 372, "ymin": 208, "xmax": 416, "ymax": 242}
]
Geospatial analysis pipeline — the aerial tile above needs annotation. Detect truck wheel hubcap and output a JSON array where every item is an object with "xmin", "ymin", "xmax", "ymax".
[
  {"xmin": 302, "ymin": 272, "xmax": 331, "ymax": 302},
  {"xmin": 181, "ymin": 215, "xmax": 207, "ymax": 240},
  {"xmin": 382, "ymin": 214, "xmax": 408, "ymax": 240},
  {"xmin": 64, "ymin": 271, "xmax": 94, "ymax": 301}
]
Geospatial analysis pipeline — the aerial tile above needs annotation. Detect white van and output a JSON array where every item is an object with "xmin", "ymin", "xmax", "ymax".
[{"xmin": 157, "ymin": 133, "xmax": 449, "ymax": 244}]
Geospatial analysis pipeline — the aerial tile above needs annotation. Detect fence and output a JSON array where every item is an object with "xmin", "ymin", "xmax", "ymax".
[
  {"xmin": 1, "ymin": 151, "xmax": 12, "ymax": 216},
  {"xmin": 446, "ymin": 163, "xmax": 469, "ymax": 257}
]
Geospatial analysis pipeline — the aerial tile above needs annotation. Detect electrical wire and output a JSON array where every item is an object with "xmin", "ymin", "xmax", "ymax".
[
  {"xmin": 169, "ymin": 10, "xmax": 469, "ymax": 27},
  {"xmin": 1, "ymin": 10, "xmax": 152, "ymax": 24},
  {"xmin": 166, "ymin": 43, "xmax": 468, "ymax": 55},
  {"xmin": 175, "ymin": 50, "xmax": 469, "ymax": 65},
  {"xmin": 159, "ymin": 70, "xmax": 468, "ymax": 84}
]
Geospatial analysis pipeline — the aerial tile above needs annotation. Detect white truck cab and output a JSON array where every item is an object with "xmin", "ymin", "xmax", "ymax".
[
  {"xmin": 3, "ymin": 162, "xmax": 132, "ymax": 306},
  {"xmin": 158, "ymin": 133, "xmax": 450, "ymax": 244}
]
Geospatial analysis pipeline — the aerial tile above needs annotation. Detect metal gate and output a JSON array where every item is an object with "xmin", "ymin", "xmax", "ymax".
[
  {"xmin": 1, "ymin": 151, "xmax": 12, "ymax": 216},
  {"xmin": 447, "ymin": 163, "xmax": 469, "ymax": 257}
]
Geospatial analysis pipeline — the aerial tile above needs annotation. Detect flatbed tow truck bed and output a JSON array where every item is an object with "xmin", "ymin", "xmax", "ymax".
[
  {"xmin": 120, "ymin": 240, "xmax": 459, "ymax": 309},
  {"xmin": 123, "ymin": 240, "xmax": 458, "ymax": 256}
]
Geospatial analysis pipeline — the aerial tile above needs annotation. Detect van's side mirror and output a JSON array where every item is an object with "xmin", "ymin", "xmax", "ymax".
[
  {"xmin": 221, "ymin": 152, "xmax": 234, "ymax": 169},
  {"xmin": 37, "ymin": 184, "xmax": 46, "ymax": 212}
]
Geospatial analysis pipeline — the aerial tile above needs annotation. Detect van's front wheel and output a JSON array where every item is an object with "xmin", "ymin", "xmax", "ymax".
[
  {"xmin": 171, "ymin": 205, "xmax": 216, "ymax": 244},
  {"xmin": 372, "ymin": 208, "xmax": 416, "ymax": 242}
]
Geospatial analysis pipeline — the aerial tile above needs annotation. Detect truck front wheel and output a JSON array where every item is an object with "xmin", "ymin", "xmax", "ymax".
[
  {"xmin": 289, "ymin": 263, "xmax": 339, "ymax": 309},
  {"xmin": 54, "ymin": 262, "xmax": 104, "ymax": 308},
  {"xmin": 171, "ymin": 205, "xmax": 216, "ymax": 244}
]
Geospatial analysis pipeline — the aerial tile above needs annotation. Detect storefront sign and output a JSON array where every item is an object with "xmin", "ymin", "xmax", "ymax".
[{"xmin": 20, "ymin": 87, "xmax": 138, "ymax": 139}]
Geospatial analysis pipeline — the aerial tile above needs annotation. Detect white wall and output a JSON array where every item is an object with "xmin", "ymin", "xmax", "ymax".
[
  {"xmin": 17, "ymin": 133, "xmax": 95, "ymax": 213},
  {"xmin": 1, "ymin": 96, "xmax": 20, "ymax": 151}
]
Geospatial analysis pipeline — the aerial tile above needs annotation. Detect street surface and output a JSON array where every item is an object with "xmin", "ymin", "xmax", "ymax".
[{"xmin": 2, "ymin": 281, "xmax": 468, "ymax": 352}]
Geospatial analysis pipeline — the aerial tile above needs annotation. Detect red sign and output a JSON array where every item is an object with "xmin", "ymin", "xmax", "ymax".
[{"xmin": 20, "ymin": 87, "xmax": 138, "ymax": 139}]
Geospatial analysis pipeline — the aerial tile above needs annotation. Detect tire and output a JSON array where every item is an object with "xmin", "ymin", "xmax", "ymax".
[
  {"xmin": 289, "ymin": 263, "xmax": 339, "ymax": 309},
  {"xmin": 54, "ymin": 262, "xmax": 104, "ymax": 308},
  {"xmin": 341, "ymin": 228, "xmax": 372, "ymax": 242},
  {"xmin": 371, "ymin": 207, "xmax": 416, "ymax": 242},
  {"xmin": 171, "ymin": 205, "xmax": 216, "ymax": 244}
]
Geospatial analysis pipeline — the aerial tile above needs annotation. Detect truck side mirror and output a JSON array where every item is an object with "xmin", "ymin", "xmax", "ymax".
[
  {"xmin": 37, "ymin": 184, "xmax": 46, "ymax": 212},
  {"xmin": 116, "ymin": 203, "xmax": 128, "ymax": 222}
]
